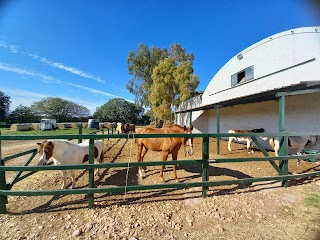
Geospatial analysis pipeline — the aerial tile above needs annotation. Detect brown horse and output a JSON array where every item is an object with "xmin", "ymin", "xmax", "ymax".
[{"xmin": 135, "ymin": 124, "xmax": 194, "ymax": 182}]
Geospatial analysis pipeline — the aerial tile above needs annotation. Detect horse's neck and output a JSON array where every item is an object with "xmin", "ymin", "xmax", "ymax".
[{"xmin": 51, "ymin": 141, "xmax": 71, "ymax": 160}]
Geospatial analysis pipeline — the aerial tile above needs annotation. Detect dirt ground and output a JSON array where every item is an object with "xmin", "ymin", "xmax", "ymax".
[{"xmin": 0, "ymin": 137, "xmax": 320, "ymax": 240}]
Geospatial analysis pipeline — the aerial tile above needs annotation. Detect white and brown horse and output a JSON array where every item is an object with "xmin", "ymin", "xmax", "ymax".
[
  {"xmin": 135, "ymin": 124, "xmax": 194, "ymax": 183},
  {"xmin": 37, "ymin": 140, "xmax": 104, "ymax": 189},
  {"xmin": 269, "ymin": 136, "xmax": 317, "ymax": 165},
  {"xmin": 228, "ymin": 128, "xmax": 266, "ymax": 153}
]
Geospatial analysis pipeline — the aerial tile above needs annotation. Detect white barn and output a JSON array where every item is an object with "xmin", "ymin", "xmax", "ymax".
[{"xmin": 175, "ymin": 26, "xmax": 320, "ymax": 150}]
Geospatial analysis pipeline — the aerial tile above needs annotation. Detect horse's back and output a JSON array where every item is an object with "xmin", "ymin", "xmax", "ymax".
[{"xmin": 135, "ymin": 127, "xmax": 183, "ymax": 151}]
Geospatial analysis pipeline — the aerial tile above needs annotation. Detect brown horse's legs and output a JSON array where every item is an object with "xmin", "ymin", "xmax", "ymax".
[
  {"xmin": 137, "ymin": 144, "xmax": 143, "ymax": 177},
  {"xmin": 172, "ymin": 151, "xmax": 180, "ymax": 183},
  {"xmin": 140, "ymin": 147, "xmax": 148, "ymax": 176},
  {"xmin": 137, "ymin": 144, "xmax": 148, "ymax": 178},
  {"xmin": 160, "ymin": 151, "xmax": 169, "ymax": 183}
]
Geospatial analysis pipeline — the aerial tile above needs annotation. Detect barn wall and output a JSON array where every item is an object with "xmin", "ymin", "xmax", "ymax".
[{"xmin": 192, "ymin": 92, "xmax": 320, "ymax": 151}]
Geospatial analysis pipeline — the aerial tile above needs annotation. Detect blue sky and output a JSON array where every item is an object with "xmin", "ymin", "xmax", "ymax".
[{"xmin": 0, "ymin": 0, "xmax": 319, "ymax": 114}]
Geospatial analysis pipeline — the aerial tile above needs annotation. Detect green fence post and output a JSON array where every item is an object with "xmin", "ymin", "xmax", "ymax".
[
  {"xmin": 279, "ymin": 95, "xmax": 288, "ymax": 187},
  {"xmin": 202, "ymin": 135, "xmax": 209, "ymax": 198},
  {"xmin": 88, "ymin": 138, "xmax": 95, "ymax": 208},
  {"xmin": 216, "ymin": 107, "xmax": 220, "ymax": 155},
  {"xmin": 0, "ymin": 131, "xmax": 7, "ymax": 213},
  {"xmin": 78, "ymin": 124, "xmax": 83, "ymax": 143}
]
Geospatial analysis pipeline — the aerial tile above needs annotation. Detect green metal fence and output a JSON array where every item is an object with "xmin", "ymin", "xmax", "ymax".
[{"xmin": 0, "ymin": 131, "xmax": 320, "ymax": 214}]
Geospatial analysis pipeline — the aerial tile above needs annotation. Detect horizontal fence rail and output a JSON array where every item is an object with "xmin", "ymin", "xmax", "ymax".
[{"xmin": 0, "ymin": 131, "xmax": 320, "ymax": 214}]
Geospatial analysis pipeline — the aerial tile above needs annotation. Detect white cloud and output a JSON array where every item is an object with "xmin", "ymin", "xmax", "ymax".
[
  {"xmin": 0, "ymin": 62, "xmax": 36, "ymax": 76},
  {"xmin": 3, "ymin": 88, "xmax": 49, "ymax": 110},
  {"xmin": 0, "ymin": 63, "xmax": 133, "ymax": 112},
  {"xmin": 0, "ymin": 39, "xmax": 105, "ymax": 83},
  {"xmin": 3, "ymin": 88, "xmax": 102, "ymax": 114}
]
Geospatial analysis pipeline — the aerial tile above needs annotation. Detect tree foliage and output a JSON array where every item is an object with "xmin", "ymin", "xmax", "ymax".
[
  {"xmin": 0, "ymin": 91, "xmax": 11, "ymax": 122},
  {"xmin": 127, "ymin": 44, "xmax": 168, "ymax": 108},
  {"xmin": 127, "ymin": 43, "xmax": 199, "ymax": 121},
  {"xmin": 30, "ymin": 97, "xmax": 90, "ymax": 122},
  {"xmin": 9, "ymin": 105, "xmax": 40, "ymax": 123},
  {"xmin": 150, "ymin": 58, "xmax": 199, "ymax": 121},
  {"xmin": 93, "ymin": 98, "xmax": 144, "ymax": 123}
]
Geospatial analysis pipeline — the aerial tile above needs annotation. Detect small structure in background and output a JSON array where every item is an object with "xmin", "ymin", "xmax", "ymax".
[
  {"xmin": 87, "ymin": 119, "xmax": 99, "ymax": 130},
  {"xmin": 40, "ymin": 119, "xmax": 57, "ymax": 131}
]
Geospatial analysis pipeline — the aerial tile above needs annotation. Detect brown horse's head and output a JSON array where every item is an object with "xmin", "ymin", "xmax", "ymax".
[
  {"xmin": 183, "ymin": 125, "xmax": 194, "ymax": 156},
  {"xmin": 37, "ymin": 141, "xmax": 54, "ymax": 165}
]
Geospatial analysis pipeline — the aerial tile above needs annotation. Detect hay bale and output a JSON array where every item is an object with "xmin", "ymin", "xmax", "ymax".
[
  {"xmin": 82, "ymin": 123, "xmax": 88, "ymax": 128},
  {"xmin": 10, "ymin": 123, "xmax": 32, "ymax": 131},
  {"xmin": 56, "ymin": 123, "xmax": 72, "ymax": 129},
  {"xmin": 71, "ymin": 123, "xmax": 79, "ymax": 128},
  {"xmin": 31, "ymin": 123, "xmax": 40, "ymax": 130}
]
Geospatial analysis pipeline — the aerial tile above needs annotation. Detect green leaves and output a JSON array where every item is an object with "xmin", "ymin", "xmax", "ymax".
[
  {"xmin": 0, "ymin": 91, "xmax": 11, "ymax": 122},
  {"xmin": 126, "ymin": 43, "xmax": 199, "ymax": 121},
  {"xmin": 93, "ymin": 98, "xmax": 144, "ymax": 123},
  {"xmin": 30, "ymin": 97, "xmax": 90, "ymax": 122}
]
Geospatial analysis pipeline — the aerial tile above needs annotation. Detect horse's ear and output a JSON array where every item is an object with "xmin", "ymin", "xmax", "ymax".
[
  {"xmin": 48, "ymin": 141, "xmax": 53, "ymax": 146},
  {"xmin": 190, "ymin": 126, "xmax": 193, "ymax": 131}
]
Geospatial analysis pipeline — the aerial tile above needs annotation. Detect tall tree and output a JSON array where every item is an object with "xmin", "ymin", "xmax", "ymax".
[
  {"xmin": 93, "ymin": 98, "xmax": 144, "ymax": 123},
  {"xmin": 9, "ymin": 105, "xmax": 40, "ymax": 123},
  {"xmin": 0, "ymin": 91, "xmax": 11, "ymax": 122},
  {"xmin": 30, "ymin": 97, "xmax": 90, "ymax": 122},
  {"xmin": 150, "ymin": 57, "xmax": 199, "ymax": 121},
  {"xmin": 127, "ymin": 43, "xmax": 199, "ymax": 121},
  {"xmin": 127, "ymin": 44, "xmax": 168, "ymax": 108}
]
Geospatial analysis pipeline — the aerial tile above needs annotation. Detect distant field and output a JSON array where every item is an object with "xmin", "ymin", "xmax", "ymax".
[
  {"xmin": 0, "ymin": 128, "xmax": 100, "ymax": 136},
  {"xmin": 0, "ymin": 125, "xmax": 146, "ymax": 136}
]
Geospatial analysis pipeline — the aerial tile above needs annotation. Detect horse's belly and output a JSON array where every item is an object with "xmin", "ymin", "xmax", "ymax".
[
  {"xmin": 143, "ymin": 141, "xmax": 163, "ymax": 151},
  {"xmin": 235, "ymin": 137, "xmax": 248, "ymax": 142}
]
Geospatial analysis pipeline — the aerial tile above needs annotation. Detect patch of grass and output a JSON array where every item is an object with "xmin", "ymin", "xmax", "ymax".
[
  {"xmin": 304, "ymin": 192, "xmax": 320, "ymax": 209},
  {"xmin": 0, "ymin": 128, "xmax": 101, "ymax": 136}
]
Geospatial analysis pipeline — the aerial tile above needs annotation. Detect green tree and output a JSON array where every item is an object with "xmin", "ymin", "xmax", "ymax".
[
  {"xmin": 31, "ymin": 97, "xmax": 90, "ymax": 122},
  {"xmin": 150, "ymin": 57, "xmax": 199, "ymax": 121},
  {"xmin": 0, "ymin": 91, "xmax": 11, "ymax": 122},
  {"xmin": 127, "ymin": 43, "xmax": 198, "ymax": 121},
  {"xmin": 127, "ymin": 44, "xmax": 168, "ymax": 108},
  {"xmin": 8, "ymin": 105, "xmax": 40, "ymax": 123},
  {"xmin": 93, "ymin": 98, "xmax": 144, "ymax": 123}
]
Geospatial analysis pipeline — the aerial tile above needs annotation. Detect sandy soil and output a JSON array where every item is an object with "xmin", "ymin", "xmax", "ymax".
[{"xmin": 0, "ymin": 137, "xmax": 319, "ymax": 240}]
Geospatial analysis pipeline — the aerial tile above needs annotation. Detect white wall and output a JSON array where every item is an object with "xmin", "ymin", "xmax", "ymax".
[
  {"xmin": 201, "ymin": 27, "xmax": 320, "ymax": 107},
  {"xmin": 191, "ymin": 93, "xmax": 320, "ymax": 151}
]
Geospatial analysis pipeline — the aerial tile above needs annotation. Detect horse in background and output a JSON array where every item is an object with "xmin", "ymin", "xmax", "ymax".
[
  {"xmin": 37, "ymin": 139, "xmax": 104, "ymax": 189},
  {"xmin": 269, "ymin": 136, "xmax": 317, "ymax": 165},
  {"xmin": 135, "ymin": 124, "xmax": 194, "ymax": 183},
  {"xmin": 123, "ymin": 123, "xmax": 135, "ymax": 133},
  {"xmin": 228, "ymin": 128, "xmax": 266, "ymax": 153},
  {"xmin": 116, "ymin": 122, "xmax": 136, "ymax": 133}
]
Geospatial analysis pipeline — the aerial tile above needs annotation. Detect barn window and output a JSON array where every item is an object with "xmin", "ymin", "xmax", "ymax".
[{"xmin": 231, "ymin": 66, "xmax": 254, "ymax": 87}]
